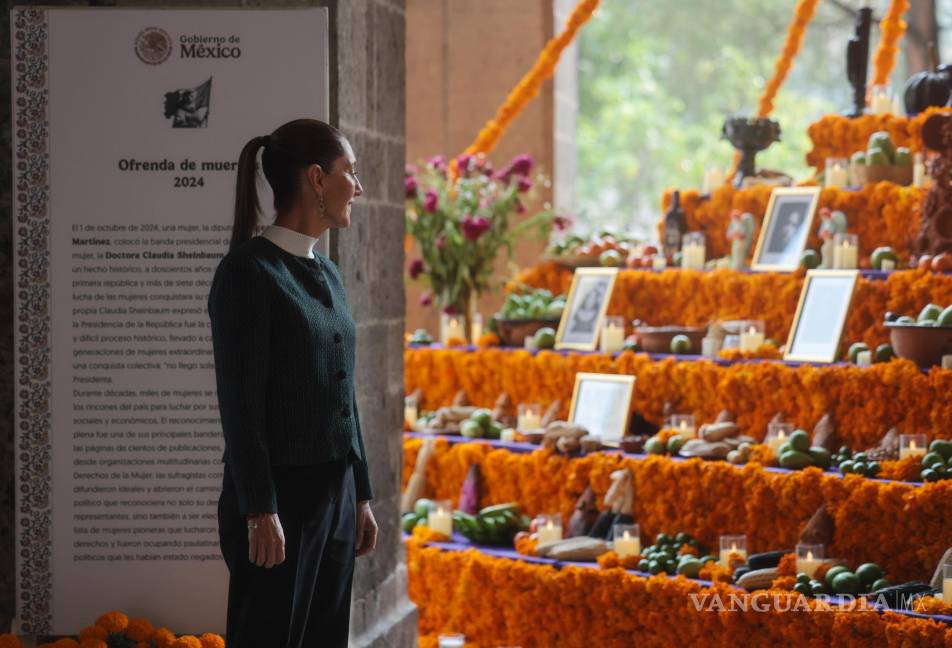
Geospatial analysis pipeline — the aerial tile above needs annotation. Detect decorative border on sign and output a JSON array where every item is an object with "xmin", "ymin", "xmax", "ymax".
[{"xmin": 12, "ymin": 7, "xmax": 54, "ymax": 634}]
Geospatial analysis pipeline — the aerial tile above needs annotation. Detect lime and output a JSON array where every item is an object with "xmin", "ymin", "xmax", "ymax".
[
  {"xmin": 874, "ymin": 343, "xmax": 895, "ymax": 363},
  {"xmin": 938, "ymin": 305, "xmax": 952, "ymax": 327},
  {"xmin": 486, "ymin": 423, "xmax": 503, "ymax": 440},
  {"xmin": 648, "ymin": 560, "xmax": 662, "ymax": 575},
  {"xmin": 922, "ymin": 468, "xmax": 939, "ymax": 482},
  {"xmin": 599, "ymin": 249, "xmax": 624, "ymax": 267},
  {"xmin": 656, "ymin": 533, "xmax": 672, "ymax": 545},
  {"xmin": 871, "ymin": 247, "xmax": 898, "ymax": 270},
  {"xmin": 832, "ymin": 571, "xmax": 862, "ymax": 595},
  {"xmin": 800, "ymin": 249, "xmax": 821, "ymax": 270},
  {"xmin": 794, "ymin": 582, "xmax": 812, "ymax": 596},
  {"xmin": 471, "ymin": 408, "xmax": 493, "ymax": 429},
  {"xmin": 895, "ymin": 315, "xmax": 915, "ymax": 324},
  {"xmin": 534, "ymin": 327, "xmax": 556, "ymax": 349},
  {"xmin": 868, "ymin": 461, "xmax": 881, "ymax": 476},
  {"xmin": 928, "ymin": 440, "xmax": 952, "ymax": 461},
  {"xmin": 870, "ymin": 578, "xmax": 890, "ymax": 591},
  {"xmin": 853, "ymin": 452, "xmax": 868, "ymax": 463},
  {"xmin": 460, "ymin": 420, "xmax": 483, "ymax": 438},
  {"xmin": 544, "ymin": 302, "xmax": 564, "ymax": 320},
  {"xmin": 809, "ymin": 580, "xmax": 828, "ymax": 596},
  {"xmin": 825, "ymin": 565, "xmax": 849, "ymax": 587},
  {"xmin": 922, "ymin": 452, "xmax": 944, "ymax": 469},
  {"xmin": 855, "ymin": 563, "xmax": 884, "ymax": 587},
  {"xmin": 789, "ymin": 430, "xmax": 810, "ymax": 453},
  {"xmin": 852, "ymin": 461, "xmax": 868, "ymax": 474},
  {"xmin": 677, "ymin": 559, "xmax": 702, "ymax": 578},
  {"xmin": 796, "ymin": 573, "xmax": 811, "ymax": 585},
  {"xmin": 779, "ymin": 450, "xmax": 812, "ymax": 469},
  {"xmin": 839, "ymin": 460, "xmax": 855, "ymax": 474},
  {"xmin": 401, "ymin": 512, "xmax": 421, "ymax": 533},
  {"xmin": 808, "ymin": 447, "xmax": 832, "ymax": 469},
  {"xmin": 670, "ymin": 334, "xmax": 692, "ymax": 354},
  {"xmin": 675, "ymin": 532, "xmax": 690, "ymax": 544},
  {"xmin": 645, "ymin": 437, "xmax": 666, "ymax": 455},
  {"xmin": 414, "ymin": 498, "xmax": 437, "ymax": 517},
  {"xmin": 918, "ymin": 303, "xmax": 942, "ymax": 323},
  {"xmin": 667, "ymin": 435, "xmax": 686, "ymax": 455},
  {"xmin": 847, "ymin": 342, "xmax": 870, "ymax": 364},
  {"xmin": 637, "ymin": 559, "xmax": 650, "ymax": 572}
]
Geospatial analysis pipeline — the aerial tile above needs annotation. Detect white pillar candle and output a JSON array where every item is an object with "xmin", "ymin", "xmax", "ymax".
[
  {"xmin": 880, "ymin": 259, "xmax": 895, "ymax": 272},
  {"xmin": 739, "ymin": 326, "xmax": 765, "ymax": 352},
  {"xmin": 517, "ymin": 405, "xmax": 542, "ymax": 431},
  {"xmin": 500, "ymin": 428, "xmax": 516, "ymax": 443},
  {"xmin": 767, "ymin": 429, "xmax": 789, "ymax": 455},
  {"xmin": 899, "ymin": 435, "xmax": 927, "ymax": 460},
  {"xmin": 942, "ymin": 355, "xmax": 952, "ymax": 370},
  {"xmin": 599, "ymin": 318, "xmax": 625, "ymax": 353},
  {"xmin": 796, "ymin": 546, "xmax": 825, "ymax": 578},
  {"xmin": 833, "ymin": 234, "xmax": 858, "ymax": 270},
  {"xmin": 856, "ymin": 351, "xmax": 872, "ymax": 368},
  {"xmin": 913, "ymin": 161, "xmax": 926, "ymax": 188},
  {"xmin": 613, "ymin": 530, "xmax": 641, "ymax": 558},
  {"xmin": 944, "ymin": 565, "xmax": 952, "ymax": 603},
  {"xmin": 820, "ymin": 239, "xmax": 835, "ymax": 269},
  {"xmin": 682, "ymin": 242, "xmax": 705, "ymax": 270},
  {"xmin": 427, "ymin": 506, "xmax": 453, "ymax": 537},
  {"xmin": 651, "ymin": 254, "xmax": 667, "ymax": 270},
  {"xmin": 470, "ymin": 313, "xmax": 483, "ymax": 343},
  {"xmin": 719, "ymin": 543, "xmax": 747, "ymax": 569},
  {"xmin": 537, "ymin": 520, "xmax": 562, "ymax": 544},
  {"xmin": 441, "ymin": 316, "xmax": 465, "ymax": 344}
]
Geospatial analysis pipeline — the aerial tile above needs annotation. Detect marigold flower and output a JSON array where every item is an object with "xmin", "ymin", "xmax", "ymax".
[
  {"xmin": 78, "ymin": 627, "xmax": 107, "ymax": 642},
  {"xmin": 151, "ymin": 628, "xmax": 177, "ymax": 648},
  {"xmin": 198, "ymin": 634, "xmax": 225, "ymax": 648},
  {"xmin": 125, "ymin": 618, "xmax": 153, "ymax": 642},
  {"xmin": 171, "ymin": 637, "xmax": 202, "ymax": 648},
  {"xmin": 95, "ymin": 611, "xmax": 128, "ymax": 633}
]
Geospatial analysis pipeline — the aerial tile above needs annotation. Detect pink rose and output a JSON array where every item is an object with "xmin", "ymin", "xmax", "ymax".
[
  {"xmin": 420, "ymin": 292, "xmax": 433, "ymax": 307},
  {"xmin": 455, "ymin": 154, "xmax": 474, "ymax": 176},
  {"xmin": 461, "ymin": 214, "xmax": 492, "ymax": 241},
  {"xmin": 510, "ymin": 154, "xmax": 534, "ymax": 176},
  {"xmin": 423, "ymin": 189, "xmax": 439, "ymax": 213},
  {"xmin": 517, "ymin": 177, "xmax": 533, "ymax": 193},
  {"xmin": 405, "ymin": 176, "xmax": 418, "ymax": 199},
  {"xmin": 408, "ymin": 258, "xmax": 424, "ymax": 279},
  {"xmin": 427, "ymin": 155, "xmax": 447, "ymax": 171},
  {"xmin": 553, "ymin": 214, "xmax": 572, "ymax": 231}
]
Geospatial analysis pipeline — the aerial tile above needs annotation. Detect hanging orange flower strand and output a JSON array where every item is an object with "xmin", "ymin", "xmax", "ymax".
[
  {"xmin": 757, "ymin": 0, "xmax": 822, "ymax": 117},
  {"xmin": 452, "ymin": 0, "xmax": 600, "ymax": 176},
  {"xmin": 871, "ymin": 0, "xmax": 911, "ymax": 86}
]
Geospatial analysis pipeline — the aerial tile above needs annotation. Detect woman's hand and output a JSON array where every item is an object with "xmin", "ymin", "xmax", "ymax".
[
  {"xmin": 356, "ymin": 501, "xmax": 378, "ymax": 557},
  {"xmin": 247, "ymin": 513, "xmax": 286, "ymax": 568}
]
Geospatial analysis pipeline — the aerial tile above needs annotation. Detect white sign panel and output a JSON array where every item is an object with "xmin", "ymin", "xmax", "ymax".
[{"xmin": 12, "ymin": 7, "xmax": 329, "ymax": 634}]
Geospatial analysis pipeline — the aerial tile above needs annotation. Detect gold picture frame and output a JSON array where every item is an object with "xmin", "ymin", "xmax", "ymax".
[
  {"xmin": 751, "ymin": 186, "xmax": 822, "ymax": 272},
  {"xmin": 554, "ymin": 267, "xmax": 619, "ymax": 351},
  {"xmin": 784, "ymin": 270, "xmax": 860, "ymax": 363},
  {"xmin": 568, "ymin": 372, "xmax": 636, "ymax": 447}
]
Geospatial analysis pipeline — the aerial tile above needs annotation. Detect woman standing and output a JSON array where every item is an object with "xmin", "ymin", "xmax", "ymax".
[{"xmin": 208, "ymin": 119, "xmax": 377, "ymax": 647}]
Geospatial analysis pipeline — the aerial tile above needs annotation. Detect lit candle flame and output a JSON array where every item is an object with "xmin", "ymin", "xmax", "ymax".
[
  {"xmin": 747, "ymin": 326, "xmax": 756, "ymax": 335},
  {"xmin": 731, "ymin": 543, "xmax": 737, "ymax": 552},
  {"xmin": 911, "ymin": 440, "xmax": 918, "ymax": 451},
  {"xmin": 806, "ymin": 550, "xmax": 814, "ymax": 561},
  {"xmin": 545, "ymin": 521, "xmax": 554, "ymax": 531},
  {"xmin": 623, "ymin": 531, "xmax": 631, "ymax": 541}
]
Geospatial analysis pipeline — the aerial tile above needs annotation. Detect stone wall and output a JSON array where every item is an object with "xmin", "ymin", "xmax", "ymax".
[{"xmin": 0, "ymin": 1, "xmax": 413, "ymax": 644}]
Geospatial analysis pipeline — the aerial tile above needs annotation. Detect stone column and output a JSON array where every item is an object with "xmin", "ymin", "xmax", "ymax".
[{"xmin": 0, "ymin": 1, "xmax": 414, "ymax": 644}]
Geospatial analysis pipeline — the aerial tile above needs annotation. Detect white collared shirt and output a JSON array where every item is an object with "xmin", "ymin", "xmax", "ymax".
[{"xmin": 260, "ymin": 224, "xmax": 320, "ymax": 258}]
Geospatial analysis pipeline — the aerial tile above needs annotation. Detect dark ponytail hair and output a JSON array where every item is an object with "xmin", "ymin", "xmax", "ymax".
[{"xmin": 230, "ymin": 119, "xmax": 348, "ymax": 250}]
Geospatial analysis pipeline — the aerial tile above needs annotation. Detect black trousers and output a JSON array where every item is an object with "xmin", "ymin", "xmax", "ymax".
[{"xmin": 218, "ymin": 460, "xmax": 356, "ymax": 648}]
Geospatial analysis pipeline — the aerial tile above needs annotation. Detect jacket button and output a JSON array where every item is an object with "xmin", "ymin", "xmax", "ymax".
[
  {"xmin": 341, "ymin": 407, "xmax": 350, "ymax": 418},
  {"xmin": 337, "ymin": 370, "xmax": 347, "ymax": 380},
  {"xmin": 333, "ymin": 333, "xmax": 342, "ymax": 343}
]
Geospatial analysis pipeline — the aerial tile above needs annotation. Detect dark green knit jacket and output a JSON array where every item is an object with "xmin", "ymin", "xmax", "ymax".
[{"xmin": 207, "ymin": 235, "xmax": 373, "ymax": 515}]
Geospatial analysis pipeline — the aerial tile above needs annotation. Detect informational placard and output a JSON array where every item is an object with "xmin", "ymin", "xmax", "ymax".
[{"xmin": 12, "ymin": 7, "xmax": 328, "ymax": 634}]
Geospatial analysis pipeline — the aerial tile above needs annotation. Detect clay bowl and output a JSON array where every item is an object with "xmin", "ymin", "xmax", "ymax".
[
  {"xmin": 495, "ymin": 318, "xmax": 561, "ymax": 347},
  {"xmin": 886, "ymin": 322, "xmax": 952, "ymax": 368},
  {"xmin": 634, "ymin": 325, "xmax": 706, "ymax": 354}
]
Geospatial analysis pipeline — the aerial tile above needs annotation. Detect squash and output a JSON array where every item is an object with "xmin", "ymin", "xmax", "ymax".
[{"xmin": 903, "ymin": 43, "xmax": 952, "ymax": 115}]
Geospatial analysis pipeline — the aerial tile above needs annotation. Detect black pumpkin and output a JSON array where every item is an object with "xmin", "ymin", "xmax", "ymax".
[{"xmin": 903, "ymin": 44, "xmax": 952, "ymax": 115}]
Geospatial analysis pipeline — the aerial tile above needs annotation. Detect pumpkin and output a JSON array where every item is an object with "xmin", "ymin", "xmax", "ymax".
[{"xmin": 903, "ymin": 43, "xmax": 952, "ymax": 115}]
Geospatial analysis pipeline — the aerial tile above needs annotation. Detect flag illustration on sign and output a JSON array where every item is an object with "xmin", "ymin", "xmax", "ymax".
[{"xmin": 164, "ymin": 77, "xmax": 212, "ymax": 128}]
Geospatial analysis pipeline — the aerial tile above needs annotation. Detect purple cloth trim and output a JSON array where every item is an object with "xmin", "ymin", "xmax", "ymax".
[{"xmin": 403, "ymin": 432, "xmax": 924, "ymax": 487}]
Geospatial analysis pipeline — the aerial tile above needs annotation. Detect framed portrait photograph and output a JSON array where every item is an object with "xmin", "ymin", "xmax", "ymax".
[
  {"xmin": 751, "ymin": 187, "xmax": 822, "ymax": 272},
  {"xmin": 784, "ymin": 270, "xmax": 859, "ymax": 363},
  {"xmin": 568, "ymin": 373, "xmax": 636, "ymax": 447},
  {"xmin": 555, "ymin": 268, "xmax": 619, "ymax": 350}
]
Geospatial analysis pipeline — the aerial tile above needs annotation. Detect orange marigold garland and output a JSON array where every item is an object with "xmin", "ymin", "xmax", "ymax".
[
  {"xmin": 756, "ymin": 0, "xmax": 822, "ymax": 118},
  {"xmin": 402, "ymin": 437, "xmax": 952, "ymax": 584},
  {"xmin": 871, "ymin": 0, "xmax": 911, "ymax": 87},
  {"xmin": 509, "ymin": 263, "xmax": 952, "ymax": 353},
  {"xmin": 458, "ymin": 0, "xmax": 600, "ymax": 161}
]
